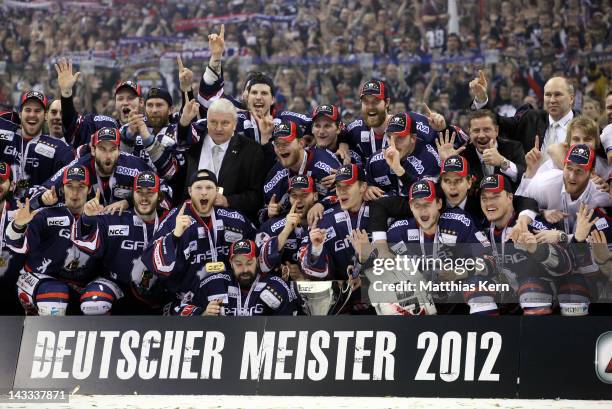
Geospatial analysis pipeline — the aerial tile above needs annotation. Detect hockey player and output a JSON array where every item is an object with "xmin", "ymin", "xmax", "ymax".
[
  {"xmin": 172, "ymin": 239, "xmax": 301, "ymax": 316},
  {"xmin": 263, "ymin": 120, "xmax": 341, "ymax": 221},
  {"xmin": 366, "ymin": 112, "xmax": 441, "ymax": 198},
  {"xmin": 30, "ymin": 127, "xmax": 171, "ymax": 212},
  {"xmin": 72, "ymin": 171, "xmax": 169, "ymax": 314},
  {"xmin": 0, "ymin": 162, "xmax": 26, "ymax": 314},
  {"xmin": 46, "ymin": 99, "xmax": 64, "ymax": 140},
  {"xmin": 311, "ymin": 104, "xmax": 361, "ymax": 165},
  {"xmin": 299, "ymin": 164, "xmax": 370, "ymax": 281},
  {"xmin": 257, "ymin": 175, "xmax": 318, "ymax": 278},
  {"xmin": 342, "ymin": 79, "xmax": 446, "ymax": 162},
  {"xmin": 478, "ymin": 175, "xmax": 581, "ymax": 315},
  {"xmin": 141, "ymin": 169, "xmax": 256, "ymax": 304},
  {"xmin": 0, "ymin": 91, "xmax": 74, "ymax": 199},
  {"xmin": 6, "ymin": 165, "xmax": 119, "ymax": 315},
  {"xmin": 55, "ymin": 58, "xmax": 125, "ymax": 148}
]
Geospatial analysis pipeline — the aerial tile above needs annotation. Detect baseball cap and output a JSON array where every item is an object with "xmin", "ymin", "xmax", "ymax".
[
  {"xmin": 480, "ymin": 174, "xmax": 512, "ymax": 193},
  {"xmin": 146, "ymin": 87, "xmax": 172, "ymax": 107},
  {"xmin": 0, "ymin": 162, "xmax": 11, "ymax": 181},
  {"xmin": 230, "ymin": 239, "xmax": 257, "ymax": 259},
  {"xmin": 115, "ymin": 80, "xmax": 141, "ymax": 97},
  {"xmin": 386, "ymin": 112, "xmax": 415, "ymax": 137},
  {"xmin": 440, "ymin": 155, "xmax": 469, "ymax": 177},
  {"xmin": 360, "ymin": 79, "xmax": 387, "ymax": 100},
  {"xmin": 134, "ymin": 171, "xmax": 160, "ymax": 192},
  {"xmin": 62, "ymin": 165, "xmax": 90, "ymax": 186},
  {"xmin": 289, "ymin": 175, "xmax": 314, "ymax": 192},
  {"xmin": 19, "ymin": 90, "xmax": 48, "ymax": 111},
  {"xmin": 188, "ymin": 169, "xmax": 218, "ymax": 187},
  {"xmin": 92, "ymin": 127, "xmax": 120, "ymax": 145},
  {"xmin": 409, "ymin": 180, "xmax": 437, "ymax": 202},
  {"xmin": 335, "ymin": 164, "xmax": 366, "ymax": 185},
  {"xmin": 312, "ymin": 105, "xmax": 340, "ymax": 123},
  {"xmin": 564, "ymin": 144, "xmax": 595, "ymax": 171},
  {"xmin": 272, "ymin": 120, "xmax": 302, "ymax": 142}
]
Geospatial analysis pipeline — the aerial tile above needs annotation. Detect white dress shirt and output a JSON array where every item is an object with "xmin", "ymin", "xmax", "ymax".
[
  {"xmin": 541, "ymin": 110, "xmax": 573, "ymax": 161},
  {"xmin": 475, "ymin": 142, "xmax": 519, "ymax": 181},
  {"xmin": 198, "ymin": 135, "xmax": 231, "ymax": 175}
]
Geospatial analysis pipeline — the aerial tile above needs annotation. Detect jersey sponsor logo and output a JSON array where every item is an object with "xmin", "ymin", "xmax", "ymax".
[
  {"xmin": 334, "ymin": 237, "xmax": 351, "ymax": 252},
  {"xmin": 416, "ymin": 121, "xmax": 430, "ymax": 134},
  {"xmin": 596, "ymin": 218, "xmax": 609, "ymax": 231},
  {"xmin": 440, "ymin": 212, "xmax": 471, "ymax": 227},
  {"xmin": 47, "ymin": 216, "xmax": 70, "ymax": 227},
  {"xmin": 406, "ymin": 155, "xmax": 425, "ymax": 174},
  {"xmin": 255, "ymin": 232, "xmax": 270, "ymax": 247},
  {"xmin": 115, "ymin": 166, "xmax": 139, "ymax": 177},
  {"xmin": 26, "ymin": 157, "xmax": 39, "ymax": 167},
  {"xmin": 113, "ymin": 187, "xmax": 132, "ymax": 198},
  {"xmin": 325, "ymin": 226, "xmax": 336, "ymax": 242},
  {"xmin": 334, "ymin": 213, "xmax": 347, "ymax": 223},
  {"xmin": 264, "ymin": 169, "xmax": 289, "ymax": 194},
  {"xmin": 360, "ymin": 130, "xmax": 370, "ymax": 142},
  {"xmin": 529, "ymin": 219, "xmax": 549, "ymax": 231},
  {"xmin": 3, "ymin": 145, "xmax": 17, "ymax": 157},
  {"xmin": 0, "ymin": 129, "xmax": 15, "ymax": 141},
  {"xmin": 217, "ymin": 208, "xmax": 246, "ymax": 222},
  {"xmin": 440, "ymin": 232, "xmax": 457, "ymax": 244},
  {"xmin": 59, "ymin": 229, "xmax": 71, "ymax": 239},
  {"xmin": 270, "ymin": 218, "xmax": 286, "ymax": 233},
  {"xmin": 260, "ymin": 287, "xmax": 282, "ymax": 309},
  {"xmin": 374, "ymin": 175, "xmax": 391, "ymax": 186},
  {"xmin": 426, "ymin": 144, "xmax": 441, "ymax": 166},
  {"xmin": 108, "ymin": 225, "xmax": 129, "ymax": 236},
  {"xmin": 346, "ymin": 120, "xmax": 363, "ymax": 132},
  {"xmin": 314, "ymin": 160, "xmax": 333, "ymax": 174},
  {"xmin": 407, "ymin": 228, "xmax": 419, "ymax": 241},
  {"xmin": 200, "ymin": 273, "xmax": 231, "ymax": 288},
  {"xmin": 474, "ymin": 231, "xmax": 491, "ymax": 247},
  {"xmin": 224, "ymin": 230, "xmax": 243, "ymax": 242},
  {"xmin": 370, "ymin": 151, "xmax": 385, "ymax": 162},
  {"xmin": 390, "ymin": 241, "xmax": 407, "ymax": 255},
  {"xmin": 93, "ymin": 115, "xmax": 116, "ymax": 124},
  {"xmin": 388, "ymin": 219, "xmax": 409, "ymax": 230},
  {"xmin": 34, "ymin": 142, "xmax": 56, "ymax": 159}
]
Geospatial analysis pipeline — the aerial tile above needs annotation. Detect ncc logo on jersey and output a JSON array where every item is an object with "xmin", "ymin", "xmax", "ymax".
[{"xmin": 595, "ymin": 331, "xmax": 612, "ymax": 383}]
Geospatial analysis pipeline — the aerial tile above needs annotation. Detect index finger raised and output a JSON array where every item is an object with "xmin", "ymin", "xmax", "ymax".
[{"xmin": 177, "ymin": 55, "xmax": 184, "ymax": 71}]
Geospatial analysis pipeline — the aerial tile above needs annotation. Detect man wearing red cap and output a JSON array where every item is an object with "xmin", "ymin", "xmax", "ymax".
[
  {"xmin": 72, "ymin": 171, "xmax": 169, "ymax": 314},
  {"xmin": 30, "ymin": 127, "xmax": 170, "ymax": 212},
  {"xmin": 0, "ymin": 90, "xmax": 74, "ymax": 199},
  {"xmin": 5, "ymin": 165, "xmax": 104, "ymax": 315},
  {"xmin": 311, "ymin": 104, "xmax": 360, "ymax": 165},
  {"xmin": 172, "ymin": 239, "xmax": 301, "ymax": 316}
]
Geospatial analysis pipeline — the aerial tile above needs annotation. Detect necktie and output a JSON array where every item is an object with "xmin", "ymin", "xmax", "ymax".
[
  {"xmin": 541, "ymin": 122, "xmax": 558, "ymax": 161},
  {"xmin": 212, "ymin": 145, "xmax": 222, "ymax": 175}
]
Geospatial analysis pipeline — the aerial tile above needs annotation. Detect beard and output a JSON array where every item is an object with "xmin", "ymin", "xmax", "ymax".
[
  {"xmin": 363, "ymin": 110, "xmax": 387, "ymax": 128},
  {"xmin": 236, "ymin": 270, "xmax": 256, "ymax": 288},
  {"xmin": 95, "ymin": 157, "xmax": 116, "ymax": 176}
]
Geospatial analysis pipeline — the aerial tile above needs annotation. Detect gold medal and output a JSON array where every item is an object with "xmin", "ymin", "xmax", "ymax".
[
  {"xmin": 0, "ymin": 256, "xmax": 6, "ymax": 268},
  {"xmin": 205, "ymin": 262, "xmax": 226, "ymax": 273}
]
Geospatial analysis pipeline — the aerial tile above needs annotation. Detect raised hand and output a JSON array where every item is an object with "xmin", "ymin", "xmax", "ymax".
[
  {"xmin": 208, "ymin": 24, "xmax": 225, "ymax": 58},
  {"xmin": 574, "ymin": 203, "xmax": 596, "ymax": 242},
  {"xmin": 482, "ymin": 140, "xmax": 505, "ymax": 167},
  {"xmin": 267, "ymin": 194, "xmax": 281, "ymax": 218},
  {"xmin": 84, "ymin": 188, "xmax": 105, "ymax": 217},
  {"xmin": 54, "ymin": 58, "xmax": 81, "ymax": 98},
  {"xmin": 588, "ymin": 230, "xmax": 610, "ymax": 267},
  {"xmin": 177, "ymin": 56, "xmax": 194, "ymax": 93},
  {"xmin": 383, "ymin": 135, "xmax": 402, "ymax": 174},
  {"xmin": 13, "ymin": 198, "xmax": 39, "ymax": 228},
  {"xmin": 469, "ymin": 69, "xmax": 488, "ymax": 103},
  {"xmin": 524, "ymin": 135, "xmax": 542, "ymax": 178},
  {"xmin": 203, "ymin": 299, "xmax": 222, "ymax": 316},
  {"xmin": 173, "ymin": 203, "xmax": 192, "ymax": 238},
  {"xmin": 423, "ymin": 103, "xmax": 446, "ymax": 131},
  {"xmin": 348, "ymin": 229, "xmax": 373, "ymax": 263},
  {"xmin": 180, "ymin": 99, "xmax": 200, "ymax": 127},
  {"xmin": 542, "ymin": 209, "xmax": 568, "ymax": 225},
  {"xmin": 364, "ymin": 185, "xmax": 385, "ymax": 201},
  {"xmin": 102, "ymin": 199, "xmax": 129, "ymax": 216},
  {"xmin": 307, "ymin": 203, "xmax": 324, "ymax": 227},
  {"xmin": 252, "ymin": 110, "xmax": 275, "ymax": 143},
  {"xmin": 515, "ymin": 231, "xmax": 538, "ymax": 254},
  {"xmin": 284, "ymin": 201, "xmax": 301, "ymax": 232},
  {"xmin": 320, "ymin": 169, "xmax": 337, "ymax": 189},
  {"xmin": 41, "ymin": 185, "xmax": 58, "ymax": 206},
  {"xmin": 435, "ymin": 129, "xmax": 466, "ymax": 163}
]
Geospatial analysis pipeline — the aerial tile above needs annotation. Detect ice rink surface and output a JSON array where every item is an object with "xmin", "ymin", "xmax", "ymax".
[{"xmin": 2, "ymin": 395, "xmax": 612, "ymax": 409}]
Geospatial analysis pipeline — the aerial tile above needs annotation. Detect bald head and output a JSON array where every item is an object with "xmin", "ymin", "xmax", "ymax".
[{"xmin": 543, "ymin": 77, "xmax": 574, "ymax": 121}]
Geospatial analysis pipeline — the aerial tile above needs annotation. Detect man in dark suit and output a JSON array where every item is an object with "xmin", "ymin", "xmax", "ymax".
[
  {"xmin": 180, "ymin": 98, "xmax": 264, "ymax": 222},
  {"xmin": 439, "ymin": 109, "xmax": 526, "ymax": 191},
  {"xmin": 469, "ymin": 71, "xmax": 577, "ymax": 156}
]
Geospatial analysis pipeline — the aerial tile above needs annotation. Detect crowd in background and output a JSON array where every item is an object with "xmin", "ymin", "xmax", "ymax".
[{"xmin": 1, "ymin": 0, "xmax": 610, "ymax": 130}]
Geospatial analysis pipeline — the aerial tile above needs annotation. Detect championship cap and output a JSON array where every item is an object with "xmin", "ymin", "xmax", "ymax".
[
  {"xmin": 479, "ymin": 174, "xmax": 512, "ymax": 193},
  {"xmin": 146, "ymin": 87, "xmax": 173, "ymax": 107},
  {"xmin": 360, "ymin": 79, "xmax": 387, "ymax": 100},
  {"xmin": 62, "ymin": 165, "xmax": 90, "ymax": 186},
  {"xmin": 386, "ymin": 112, "xmax": 415, "ymax": 137},
  {"xmin": 92, "ymin": 127, "xmax": 120, "ymax": 145},
  {"xmin": 134, "ymin": 171, "xmax": 160, "ymax": 192},
  {"xmin": 230, "ymin": 239, "xmax": 257, "ymax": 259},
  {"xmin": 409, "ymin": 180, "xmax": 437, "ymax": 202},
  {"xmin": 312, "ymin": 104, "xmax": 340, "ymax": 123},
  {"xmin": 564, "ymin": 144, "xmax": 595, "ymax": 171},
  {"xmin": 0, "ymin": 162, "xmax": 11, "ymax": 181},
  {"xmin": 272, "ymin": 120, "xmax": 302, "ymax": 142},
  {"xmin": 188, "ymin": 169, "xmax": 218, "ymax": 187},
  {"xmin": 335, "ymin": 164, "xmax": 365, "ymax": 185},
  {"xmin": 19, "ymin": 90, "xmax": 48, "ymax": 111},
  {"xmin": 115, "ymin": 80, "xmax": 141, "ymax": 97},
  {"xmin": 440, "ymin": 155, "xmax": 469, "ymax": 177},
  {"xmin": 289, "ymin": 175, "xmax": 314, "ymax": 192}
]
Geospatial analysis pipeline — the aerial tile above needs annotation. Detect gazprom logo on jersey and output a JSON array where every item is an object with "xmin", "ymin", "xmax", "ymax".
[
  {"xmin": 416, "ymin": 121, "xmax": 429, "ymax": 134},
  {"xmin": 595, "ymin": 331, "xmax": 612, "ymax": 384}
]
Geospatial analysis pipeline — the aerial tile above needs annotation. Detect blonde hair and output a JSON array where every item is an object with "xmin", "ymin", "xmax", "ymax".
[
  {"xmin": 565, "ymin": 116, "xmax": 601, "ymax": 148},
  {"xmin": 207, "ymin": 98, "xmax": 237, "ymax": 118}
]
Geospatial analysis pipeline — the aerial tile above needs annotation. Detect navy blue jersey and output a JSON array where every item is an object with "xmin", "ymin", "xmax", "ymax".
[
  {"xmin": 0, "ymin": 199, "xmax": 26, "ymax": 284},
  {"xmin": 65, "ymin": 112, "xmax": 118, "ymax": 149},
  {"xmin": 174, "ymin": 271, "xmax": 300, "ymax": 316},
  {"xmin": 0, "ymin": 117, "xmax": 75, "ymax": 198},
  {"xmin": 256, "ymin": 216, "xmax": 309, "ymax": 273},
  {"xmin": 299, "ymin": 203, "xmax": 370, "ymax": 280},
  {"xmin": 345, "ymin": 112, "xmax": 438, "ymax": 162},
  {"xmin": 366, "ymin": 142, "xmax": 441, "ymax": 196},
  {"xmin": 141, "ymin": 202, "xmax": 256, "ymax": 300},
  {"xmin": 5, "ymin": 205, "xmax": 96, "ymax": 285}
]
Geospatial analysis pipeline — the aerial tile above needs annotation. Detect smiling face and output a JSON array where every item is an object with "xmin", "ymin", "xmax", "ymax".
[
  {"xmin": 145, "ymin": 98, "xmax": 170, "ymax": 130},
  {"xmin": 19, "ymin": 100, "xmax": 45, "ymax": 138},
  {"xmin": 409, "ymin": 198, "xmax": 442, "ymax": 231},
  {"xmin": 188, "ymin": 179, "xmax": 217, "ymax": 217},
  {"xmin": 134, "ymin": 187, "xmax": 159, "ymax": 217},
  {"xmin": 246, "ymin": 83, "xmax": 274, "ymax": 116},
  {"xmin": 440, "ymin": 173, "xmax": 472, "ymax": 207},
  {"xmin": 480, "ymin": 190, "xmax": 513, "ymax": 224},
  {"xmin": 312, "ymin": 116, "xmax": 340, "ymax": 149},
  {"xmin": 115, "ymin": 89, "xmax": 141, "ymax": 124},
  {"xmin": 289, "ymin": 189, "xmax": 318, "ymax": 219},
  {"xmin": 469, "ymin": 115, "xmax": 499, "ymax": 153},
  {"xmin": 361, "ymin": 95, "xmax": 388, "ymax": 128},
  {"xmin": 273, "ymin": 138, "xmax": 304, "ymax": 169}
]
